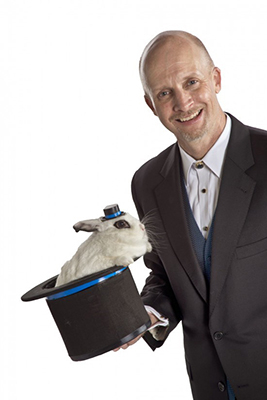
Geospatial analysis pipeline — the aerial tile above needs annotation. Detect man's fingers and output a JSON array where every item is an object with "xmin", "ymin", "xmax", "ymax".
[
  {"xmin": 113, "ymin": 343, "xmax": 129, "ymax": 351},
  {"xmin": 113, "ymin": 333, "xmax": 143, "ymax": 351},
  {"xmin": 113, "ymin": 312, "xmax": 159, "ymax": 352}
]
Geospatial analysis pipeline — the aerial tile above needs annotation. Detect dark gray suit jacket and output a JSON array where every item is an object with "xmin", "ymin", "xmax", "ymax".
[{"xmin": 131, "ymin": 114, "xmax": 267, "ymax": 400}]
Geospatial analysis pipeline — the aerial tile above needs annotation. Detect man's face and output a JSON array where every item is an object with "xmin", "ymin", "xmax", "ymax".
[{"xmin": 144, "ymin": 40, "xmax": 224, "ymax": 148}]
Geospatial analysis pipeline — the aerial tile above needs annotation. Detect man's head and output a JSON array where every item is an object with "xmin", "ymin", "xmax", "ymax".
[{"xmin": 139, "ymin": 31, "xmax": 226, "ymax": 157}]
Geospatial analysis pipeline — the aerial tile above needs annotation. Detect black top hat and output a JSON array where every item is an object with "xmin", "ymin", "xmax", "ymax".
[{"xmin": 22, "ymin": 266, "xmax": 151, "ymax": 361}]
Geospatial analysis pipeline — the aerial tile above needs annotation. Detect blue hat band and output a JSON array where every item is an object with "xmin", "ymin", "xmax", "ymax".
[
  {"xmin": 47, "ymin": 267, "xmax": 127, "ymax": 300},
  {"xmin": 105, "ymin": 211, "xmax": 122, "ymax": 219}
]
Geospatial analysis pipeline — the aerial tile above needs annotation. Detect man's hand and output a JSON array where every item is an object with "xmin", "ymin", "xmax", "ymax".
[{"xmin": 113, "ymin": 312, "xmax": 159, "ymax": 351}]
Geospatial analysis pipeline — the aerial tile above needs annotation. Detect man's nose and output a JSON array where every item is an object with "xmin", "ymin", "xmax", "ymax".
[{"xmin": 172, "ymin": 90, "xmax": 193, "ymax": 112}]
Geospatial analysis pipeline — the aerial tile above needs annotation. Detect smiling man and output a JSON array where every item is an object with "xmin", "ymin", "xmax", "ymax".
[
  {"xmin": 116, "ymin": 31, "xmax": 267, "ymax": 400},
  {"xmin": 140, "ymin": 31, "xmax": 226, "ymax": 159}
]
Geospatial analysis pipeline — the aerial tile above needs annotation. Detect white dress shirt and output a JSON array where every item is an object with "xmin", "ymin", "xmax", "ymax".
[
  {"xmin": 146, "ymin": 114, "xmax": 232, "ymax": 336},
  {"xmin": 178, "ymin": 114, "xmax": 231, "ymax": 237}
]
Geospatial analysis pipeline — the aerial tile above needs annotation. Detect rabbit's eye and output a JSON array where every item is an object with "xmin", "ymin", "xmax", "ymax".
[{"xmin": 114, "ymin": 220, "xmax": 130, "ymax": 229}]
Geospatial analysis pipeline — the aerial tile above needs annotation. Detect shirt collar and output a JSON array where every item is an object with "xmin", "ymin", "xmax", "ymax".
[{"xmin": 178, "ymin": 114, "xmax": 232, "ymax": 184}]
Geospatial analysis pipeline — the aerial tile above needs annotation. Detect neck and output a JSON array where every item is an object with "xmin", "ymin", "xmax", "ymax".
[{"xmin": 180, "ymin": 136, "xmax": 220, "ymax": 160}]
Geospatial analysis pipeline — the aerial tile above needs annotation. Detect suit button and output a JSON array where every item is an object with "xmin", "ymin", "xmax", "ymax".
[
  {"xmin": 214, "ymin": 331, "xmax": 224, "ymax": 340},
  {"xmin": 218, "ymin": 381, "xmax": 225, "ymax": 392}
]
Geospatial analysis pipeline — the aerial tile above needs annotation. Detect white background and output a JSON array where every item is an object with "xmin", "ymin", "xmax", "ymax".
[{"xmin": 1, "ymin": 1, "xmax": 267, "ymax": 399}]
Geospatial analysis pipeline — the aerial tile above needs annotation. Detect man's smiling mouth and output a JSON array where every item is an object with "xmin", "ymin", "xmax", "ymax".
[{"xmin": 176, "ymin": 109, "xmax": 202, "ymax": 123}]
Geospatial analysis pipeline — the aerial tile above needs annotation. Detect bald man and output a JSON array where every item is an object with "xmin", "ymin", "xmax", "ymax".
[{"xmin": 117, "ymin": 31, "xmax": 267, "ymax": 400}]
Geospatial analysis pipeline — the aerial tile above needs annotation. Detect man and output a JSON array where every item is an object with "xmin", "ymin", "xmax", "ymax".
[{"xmin": 116, "ymin": 31, "xmax": 267, "ymax": 400}]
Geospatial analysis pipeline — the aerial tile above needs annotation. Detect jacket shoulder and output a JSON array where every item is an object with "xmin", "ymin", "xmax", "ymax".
[
  {"xmin": 133, "ymin": 143, "xmax": 177, "ymax": 185},
  {"xmin": 247, "ymin": 124, "xmax": 267, "ymax": 156},
  {"xmin": 247, "ymin": 124, "xmax": 267, "ymax": 136},
  {"xmin": 230, "ymin": 113, "xmax": 267, "ymax": 139}
]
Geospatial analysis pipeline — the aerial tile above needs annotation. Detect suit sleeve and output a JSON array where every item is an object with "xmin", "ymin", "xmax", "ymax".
[{"xmin": 131, "ymin": 174, "xmax": 182, "ymax": 350}]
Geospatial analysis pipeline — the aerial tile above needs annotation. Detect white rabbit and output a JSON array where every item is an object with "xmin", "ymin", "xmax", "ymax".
[{"xmin": 55, "ymin": 207, "xmax": 152, "ymax": 287}]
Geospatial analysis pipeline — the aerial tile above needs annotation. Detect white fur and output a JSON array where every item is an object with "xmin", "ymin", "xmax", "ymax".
[{"xmin": 55, "ymin": 213, "xmax": 152, "ymax": 287}]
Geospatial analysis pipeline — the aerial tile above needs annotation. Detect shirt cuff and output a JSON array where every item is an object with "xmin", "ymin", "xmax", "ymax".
[{"xmin": 145, "ymin": 305, "xmax": 169, "ymax": 329}]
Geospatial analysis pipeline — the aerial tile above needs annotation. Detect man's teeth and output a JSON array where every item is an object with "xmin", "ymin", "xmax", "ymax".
[{"xmin": 178, "ymin": 110, "xmax": 201, "ymax": 122}]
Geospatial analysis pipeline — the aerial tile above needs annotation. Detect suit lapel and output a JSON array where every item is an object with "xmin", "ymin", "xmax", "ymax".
[
  {"xmin": 209, "ymin": 115, "xmax": 256, "ymax": 315},
  {"xmin": 154, "ymin": 145, "xmax": 208, "ymax": 304}
]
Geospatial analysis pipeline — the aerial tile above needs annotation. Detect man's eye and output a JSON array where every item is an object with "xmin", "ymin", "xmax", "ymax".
[
  {"xmin": 114, "ymin": 220, "xmax": 130, "ymax": 229},
  {"xmin": 159, "ymin": 90, "xmax": 170, "ymax": 98},
  {"xmin": 188, "ymin": 80, "xmax": 197, "ymax": 86}
]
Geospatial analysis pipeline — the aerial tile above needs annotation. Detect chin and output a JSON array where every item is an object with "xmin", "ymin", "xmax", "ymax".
[{"xmin": 181, "ymin": 129, "xmax": 208, "ymax": 143}]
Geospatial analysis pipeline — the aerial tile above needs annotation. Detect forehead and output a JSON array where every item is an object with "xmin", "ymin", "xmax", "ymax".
[{"xmin": 144, "ymin": 40, "xmax": 208, "ymax": 91}]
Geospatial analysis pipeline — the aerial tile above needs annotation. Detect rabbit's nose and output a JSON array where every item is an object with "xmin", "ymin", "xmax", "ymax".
[{"xmin": 140, "ymin": 223, "xmax": 145, "ymax": 231}]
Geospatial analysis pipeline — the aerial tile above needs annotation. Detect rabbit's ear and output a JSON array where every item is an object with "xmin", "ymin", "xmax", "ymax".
[{"xmin": 73, "ymin": 218, "xmax": 103, "ymax": 233}]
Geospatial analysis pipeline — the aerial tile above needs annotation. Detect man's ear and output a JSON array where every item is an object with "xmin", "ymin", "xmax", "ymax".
[
  {"xmin": 144, "ymin": 94, "xmax": 158, "ymax": 116},
  {"xmin": 213, "ymin": 67, "xmax": 222, "ymax": 94}
]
